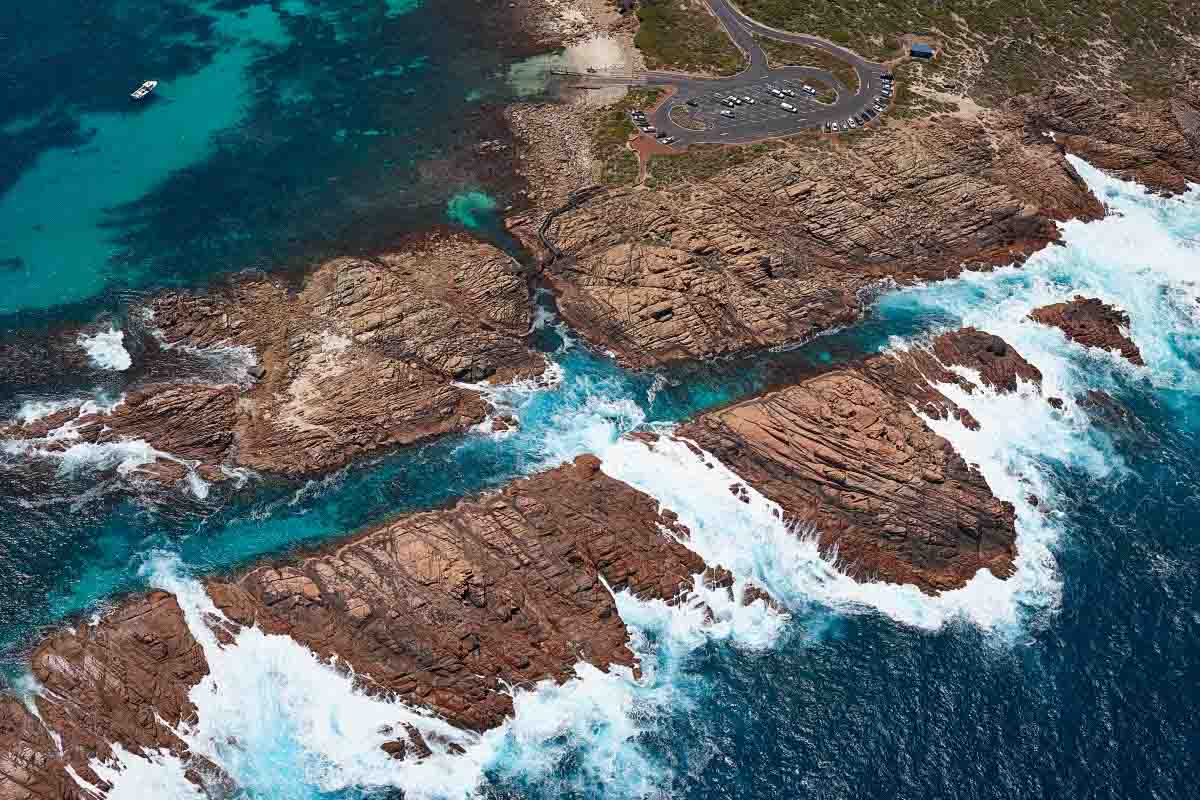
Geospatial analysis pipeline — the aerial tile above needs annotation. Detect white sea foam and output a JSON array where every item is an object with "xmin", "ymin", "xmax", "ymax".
[
  {"xmin": 598, "ymin": 433, "xmax": 1042, "ymax": 631},
  {"xmin": 84, "ymin": 745, "xmax": 204, "ymax": 800},
  {"xmin": 77, "ymin": 327, "xmax": 132, "ymax": 371},
  {"xmin": 103, "ymin": 558, "xmax": 760, "ymax": 800},
  {"xmin": 456, "ymin": 360, "xmax": 566, "ymax": 435},
  {"xmin": 11, "ymin": 398, "xmax": 79, "ymax": 425},
  {"xmin": 71, "ymin": 158, "xmax": 1200, "ymax": 797}
]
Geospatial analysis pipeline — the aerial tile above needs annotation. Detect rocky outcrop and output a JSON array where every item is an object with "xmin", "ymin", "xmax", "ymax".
[
  {"xmin": 1029, "ymin": 296, "xmax": 1144, "ymax": 365},
  {"xmin": 28, "ymin": 592, "xmax": 211, "ymax": 797},
  {"xmin": 678, "ymin": 329, "xmax": 1039, "ymax": 593},
  {"xmin": 0, "ymin": 698, "xmax": 80, "ymax": 800},
  {"xmin": 512, "ymin": 109, "xmax": 1103, "ymax": 368},
  {"xmin": 2, "ymin": 455, "xmax": 708, "ymax": 796},
  {"xmin": 1, "ymin": 237, "xmax": 546, "ymax": 479},
  {"xmin": 1022, "ymin": 88, "xmax": 1200, "ymax": 194}
]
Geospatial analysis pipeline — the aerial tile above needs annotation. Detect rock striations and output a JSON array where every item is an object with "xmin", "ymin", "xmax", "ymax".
[
  {"xmin": 680, "ymin": 329, "xmax": 1043, "ymax": 593},
  {"xmin": 1, "ymin": 456, "xmax": 706, "ymax": 798},
  {"xmin": 0, "ymin": 328, "xmax": 1049, "ymax": 798},
  {"xmin": 512, "ymin": 109, "xmax": 1104, "ymax": 369},
  {"xmin": 0, "ymin": 237, "xmax": 547, "ymax": 481}
]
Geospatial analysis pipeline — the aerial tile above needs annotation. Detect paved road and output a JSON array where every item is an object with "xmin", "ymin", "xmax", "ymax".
[{"xmin": 575, "ymin": 0, "xmax": 892, "ymax": 146}]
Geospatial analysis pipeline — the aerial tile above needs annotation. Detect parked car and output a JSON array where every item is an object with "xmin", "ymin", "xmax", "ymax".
[
  {"xmin": 641, "ymin": 125, "xmax": 656, "ymax": 133},
  {"xmin": 720, "ymin": 109, "xmax": 735, "ymax": 119},
  {"xmin": 846, "ymin": 118, "xmax": 857, "ymax": 129},
  {"xmin": 685, "ymin": 99, "xmax": 698, "ymax": 107},
  {"xmin": 742, "ymin": 95, "xmax": 755, "ymax": 104},
  {"xmin": 831, "ymin": 122, "xmax": 839, "ymax": 132},
  {"xmin": 802, "ymin": 85, "xmax": 816, "ymax": 95},
  {"xmin": 662, "ymin": 136, "xmax": 676, "ymax": 144},
  {"xmin": 769, "ymin": 88, "xmax": 784, "ymax": 98},
  {"xmin": 780, "ymin": 102, "xmax": 797, "ymax": 113},
  {"xmin": 782, "ymin": 87, "xmax": 796, "ymax": 97},
  {"xmin": 733, "ymin": 97, "xmax": 744, "ymax": 105}
]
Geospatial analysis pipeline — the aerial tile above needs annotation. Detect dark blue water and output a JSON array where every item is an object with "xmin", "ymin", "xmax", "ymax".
[{"xmin": 1, "ymin": 1, "xmax": 1198, "ymax": 795}]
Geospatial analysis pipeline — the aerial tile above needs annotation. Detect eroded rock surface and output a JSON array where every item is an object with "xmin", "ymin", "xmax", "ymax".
[
  {"xmin": 513, "ymin": 109, "xmax": 1102, "ymax": 368},
  {"xmin": 678, "ymin": 329, "xmax": 1040, "ymax": 593},
  {"xmin": 1024, "ymin": 88, "xmax": 1200, "ymax": 194},
  {"xmin": 1, "ymin": 238, "xmax": 545, "ymax": 479},
  {"xmin": 1029, "ymin": 296, "xmax": 1144, "ymax": 365},
  {"xmin": 0, "ymin": 456, "xmax": 706, "ymax": 796}
]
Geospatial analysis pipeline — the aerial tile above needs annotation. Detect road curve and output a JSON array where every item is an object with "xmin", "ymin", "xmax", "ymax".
[{"xmin": 611, "ymin": 0, "xmax": 891, "ymax": 146}]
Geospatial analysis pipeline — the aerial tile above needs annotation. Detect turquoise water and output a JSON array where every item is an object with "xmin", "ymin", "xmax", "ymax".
[
  {"xmin": 1, "ymin": 0, "xmax": 525, "ymax": 322},
  {"xmin": 39, "ymin": 160, "xmax": 1197, "ymax": 800},
  {"xmin": 3, "ymin": 3, "xmax": 1200, "ymax": 796}
]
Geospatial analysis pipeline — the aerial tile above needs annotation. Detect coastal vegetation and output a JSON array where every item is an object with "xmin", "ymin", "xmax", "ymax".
[
  {"xmin": 646, "ymin": 141, "xmax": 782, "ymax": 187},
  {"xmin": 754, "ymin": 36, "xmax": 858, "ymax": 94},
  {"xmin": 634, "ymin": 0, "xmax": 747, "ymax": 76},
  {"xmin": 736, "ymin": 0, "xmax": 1200, "ymax": 101},
  {"xmin": 590, "ymin": 88, "xmax": 665, "ymax": 185}
]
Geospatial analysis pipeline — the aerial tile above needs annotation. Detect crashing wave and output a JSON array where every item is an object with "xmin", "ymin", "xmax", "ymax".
[{"xmin": 77, "ymin": 327, "xmax": 132, "ymax": 371}]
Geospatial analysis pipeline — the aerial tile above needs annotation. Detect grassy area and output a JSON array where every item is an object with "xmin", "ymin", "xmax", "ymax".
[
  {"xmin": 635, "ymin": 0, "xmax": 747, "ymax": 76},
  {"xmin": 885, "ymin": 61, "xmax": 961, "ymax": 119},
  {"xmin": 669, "ymin": 104, "xmax": 707, "ymax": 130},
  {"xmin": 589, "ymin": 89, "xmax": 664, "ymax": 186},
  {"xmin": 646, "ymin": 141, "xmax": 783, "ymax": 187},
  {"xmin": 736, "ymin": 0, "xmax": 1200, "ymax": 102},
  {"xmin": 755, "ymin": 36, "xmax": 859, "ymax": 93}
]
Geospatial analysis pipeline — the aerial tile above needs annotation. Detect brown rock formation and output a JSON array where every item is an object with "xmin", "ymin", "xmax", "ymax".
[
  {"xmin": 513, "ymin": 109, "xmax": 1103, "ymax": 368},
  {"xmin": 1, "ymin": 455, "xmax": 707, "ymax": 795},
  {"xmin": 677, "ymin": 329, "xmax": 1039, "ymax": 593},
  {"xmin": 1029, "ymin": 296, "xmax": 1144, "ymax": 365},
  {"xmin": 29, "ymin": 592, "xmax": 210, "ymax": 795},
  {"xmin": 1, "ymin": 237, "xmax": 546, "ymax": 479},
  {"xmin": 1022, "ymin": 88, "xmax": 1200, "ymax": 194}
]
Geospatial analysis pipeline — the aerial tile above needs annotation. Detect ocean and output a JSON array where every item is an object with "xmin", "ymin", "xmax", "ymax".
[{"xmin": 1, "ymin": 2, "xmax": 1199, "ymax": 798}]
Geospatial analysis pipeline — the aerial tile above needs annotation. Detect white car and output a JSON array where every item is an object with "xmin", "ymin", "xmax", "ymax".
[
  {"xmin": 831, "ymin": 122, "xmax": 839, "ymax": 132},
  {"xmin": 802, "ymin": 85, "xmax": 816, "ymax": 95},
  {"xmin": 780, "ymin": 102, "xmax": 797, "ymax": 113},
  {"xmin": 846, "ymin": 118, "xmax": 857, "ymax": 129},
  {"xmin": 769, "ymin": 88, "xmax": 784, "ymax": 98},
  {"xmin": 720, "ymin": 110, "xmax": 735, "ymax": 119},
  {"xmin": 742, "ymin": 96, "xmax": 755, "ymax": 104},
  {"xmin": 782, "ymin": 88, "xmax": 796, "ymax": 97}
]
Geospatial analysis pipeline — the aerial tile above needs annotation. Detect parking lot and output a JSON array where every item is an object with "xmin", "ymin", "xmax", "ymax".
[{"xmin": 681, "ymin": 78, "xmax": 837, "ymax": 132}]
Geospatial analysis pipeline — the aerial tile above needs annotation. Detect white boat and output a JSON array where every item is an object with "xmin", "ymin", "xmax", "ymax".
[{"xmin": 130, "ymin": 80, "xmax": 157, "ymax": 100}]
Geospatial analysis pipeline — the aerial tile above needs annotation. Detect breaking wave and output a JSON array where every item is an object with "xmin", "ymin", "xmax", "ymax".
[
  {"xmin": 77, "ymin": 327, "xmax": 133, "ymax": 371},
  {"xmin": 84, "ymin": 555, "xmax": 784, "ymax": 800},
  {"xmin": 33, "ymin": 157, "xmax": 1200, "ymax": 799}
]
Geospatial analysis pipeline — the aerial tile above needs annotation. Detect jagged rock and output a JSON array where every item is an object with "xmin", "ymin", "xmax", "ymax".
[
  {"xmin": 514, "ymin": 111, "xmax": 1101, "ymax": 368},
  {"xmin": 29, "ymin": 591, "xmax": 210, "ymax": 793},
  {"xmin": 1029, "ymin": 296, "xmax": 1144, "ymax": 365},
  {"xmin": 1022, "ymin": 88, "xmax": 1200, "ymax": 194},
  {"xmin": 0, "ymin": 698, "xmax": 80, "ymax": 800},
  {"xmin": 1, "ymin": 238, "xmax": 546, "ymax": 479},
  {"xmin": 677, "ymin": 329, "xmax": 1038, "ymax": 593},
  {"xmin": 1, "ymin": 455, "xmax": 706, "ymax": 793}
]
